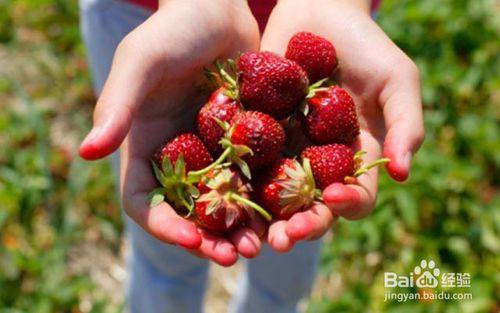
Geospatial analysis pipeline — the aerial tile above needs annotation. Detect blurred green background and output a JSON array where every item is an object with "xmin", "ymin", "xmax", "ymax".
[{"xmin": 0, "ymin": 0, "xmax": 498, "ymax": 312}]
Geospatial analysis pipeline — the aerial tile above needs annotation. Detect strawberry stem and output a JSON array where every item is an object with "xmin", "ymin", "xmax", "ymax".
[
  {"xmin": 314, "ymin": 188, "xmax": 323, "ymax": 201},
  {"xmin": 220, "ymin": 68, "xmax": 237, "ymax": 89},
  {"xmin": 228, "ymin": 193, "xmax": 272, "ymax": 221},
  {"xmin": 306, "ymin": 78, "xmax": 330, "ymax": 99},
  {"xmin": 353, "ymin": 158, "xmax": 390, "ymax": 177},
  {"xmin": 188, "ymin": 147, "xmax": 232, "ymax": 178},
  {"xmin": 215, "ymin": 59, "xmax": 238, "ymax": 98}
]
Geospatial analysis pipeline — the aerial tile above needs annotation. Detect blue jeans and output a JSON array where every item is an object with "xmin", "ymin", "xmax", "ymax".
[{"xmin": 79, "ymin": 0, "xmax": 323, "ymax": 312}]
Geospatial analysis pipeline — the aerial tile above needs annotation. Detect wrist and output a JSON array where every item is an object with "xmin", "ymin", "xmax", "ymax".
[
  {"xmin": 330, "ymin": 0, "xmax": 371, "ymax": 14},
  {"xmin": 160, "ymin": 0, "xmax": 248, "ymax": 8},
  {"xmin": 277, "ymin": 0, "xmax": 371, "ymax": 15}
]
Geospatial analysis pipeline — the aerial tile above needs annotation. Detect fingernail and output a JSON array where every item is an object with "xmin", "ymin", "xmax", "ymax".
[
  {"xmin": 403, "ymin": 152, "xmax": 412, "ymax": 171},
  {"xmin": 81, "ymin": 126, "xmax": 102, "ymax": 147}
]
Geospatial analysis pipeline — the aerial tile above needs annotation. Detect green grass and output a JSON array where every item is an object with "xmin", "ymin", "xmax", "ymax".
[
  {"xmin": 0, "ymin": 1, "xmax": 122, "ymax": 312},
  {"xmin": 0, "ymin": 0, "xmax": 498, "ymax": 312},
  {"xmin": 309, "ymin": 1, "xmax": 499, "ymax": 312}
]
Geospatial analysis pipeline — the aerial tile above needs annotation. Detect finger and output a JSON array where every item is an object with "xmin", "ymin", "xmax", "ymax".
[
  {"xmin": 268, "ymin": 220, "xmax": 295, "ymax": 253},
  {"xmin": 127, "ymin": 185, "xmax": 238, "ymax": 265},
  {"xmin": 285, "ymin": 203, "xmax": 335, "ymax": 241},
  {"xmin": 120, "ymin": 147, "xmax": 203, "ymax": 249},
  {"xmin": 79, "ymin": 33, "xmax": 161, "ymax": 160},
  {"xmin": 247, "ymin": 214, "xmax": 268, "ymax": 240},
  {"xmin": 198, "ymin": 230, "xmax": 238, "ymax": 267},
  {"xmin": 260, "ymin": 8, "xmax": 296, "ymax": 55},
  {"xmin": 323, "ymin": 132, "xmax": 381, "ymax": 220},
  {"xmin": 380, "ymin": 61, "xmax": 424, "ymax": 181},
  {"xmin": 79, "ymin": 3, "xmax": 229, "ymax": 160},
  {"xmin": 229, "ymin": 227, "xmax": 261, "ymax": 259},
  {"xmin": 131, "ymin": 200, "xmax": 203, "ymax": 249}
]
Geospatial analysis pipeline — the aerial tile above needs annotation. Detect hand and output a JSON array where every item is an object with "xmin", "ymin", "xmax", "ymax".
[
  {"xmin": 264, "ymin": 0, "xmax": 424, "ymax": 252},
  {"xmin": 79, "ymin": 0, "xmax": 262, "ymax": 266}
]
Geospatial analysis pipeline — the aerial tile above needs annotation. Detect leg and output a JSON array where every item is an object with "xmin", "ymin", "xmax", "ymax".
[
  {"xmin": 229, "ymin": 240, "xmax": 323, "ymax": 313},
  {"xmin": 79, "ymin": 1, "xmax": 209, "ymax": 312},
  {"xmin": 126, "ymin": 217, "xmax": 209, "ymax": 313}
]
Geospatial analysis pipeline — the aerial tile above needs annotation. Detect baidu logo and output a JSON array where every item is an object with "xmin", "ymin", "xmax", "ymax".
[
  {"xmin": 384, "ymin": 259, "xmax": 471, "ymax": 289},
  {"xmin": 383, "ymin": 259, "xmax": 472, "ymax": 302},
  {"xmin": 414, "ymin": 259, "xmax": 440, "ymax": 288},
  {"xmin": 384, "ymin": 259, "xmax": 441, "ymax": 288}
]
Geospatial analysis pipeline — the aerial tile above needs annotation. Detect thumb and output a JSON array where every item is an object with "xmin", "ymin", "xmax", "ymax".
[
  {"xmin": 79, "ymin": 33, "xmax": 159, "ymax": 160},
  {"xmin": 381, "ymin": 62, "xmax": 424, "ymax": 181}
]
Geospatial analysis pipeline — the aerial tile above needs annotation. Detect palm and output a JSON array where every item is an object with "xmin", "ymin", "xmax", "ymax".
[{"xmin": 81, "ymin": 1, "xmax": 262, "ymax": 265}]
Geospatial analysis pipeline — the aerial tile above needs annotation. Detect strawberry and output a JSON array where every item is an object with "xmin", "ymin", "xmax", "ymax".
[
  {"xmin": 256, "ymin": 158, "xmax": 319, "ymax": 220},
  {"xmin": 149, "ymin": 133, "xmax": 213, "ymax": 212},
  {"xmin": 285, "ymin": 32, "xmax": 337, "ymax": 83},
  {"xmin": 301, "ymin": 144, "xmax": 389, "ymax": 189},
  {"xmin": 237, "ymin": 51, "xmax": 308, "ymax": 120},
  {"xmin": 153, "ymin": 133, "xmax": 213, "ymax": 172},
  {"xmin": 197, "ymin": 87, "xmax": 243, "ymax": 155},
  {"xmin": 227, "ymin": 111, "xmax": 285, "ymax": 171},
  {"xmin": 301, "ymin": 86, "xmax": 360, "ymax": 145},
  {"xmin": 195, "ymin": 167, "xmax": 271, "ymax": 233},
  {"xmin": 301, "ymin": 144, "xmax": 355, "ymax": 189}
]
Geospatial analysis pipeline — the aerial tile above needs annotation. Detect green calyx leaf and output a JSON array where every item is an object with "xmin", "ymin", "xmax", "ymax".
[
  {"xmin": 213, "ymin": 126, "xmax": 254, "ymax": 179},
  {"xmin": 148, "ymin": 188, "xmax": 166, "ymax": 207},
  {"xmin": 275, "ymin": 158, "xmax": 319, "ymax": 215},
  {"xmin": 213, "ymin": 117, "xmax": 230, "ymax": 132},
  {"xmin": 203, "ymin": 59, "xmax": 240, "ymax": 99},
  {"xmin": 354, "ymin": 150, "xmax": 367, "ymax": 161},
  {"xmin": 152, "ymin": 160, "xmax": 168, "ymax": 186},
  {"xmin": 302, "ymin": 158, "xmax": 317, "ymax": 191},
  {"xmin": 176, "ymin": 186, "xmax": 195, "ymax": 216},
  {"xmin": 162, "ymin": 155, "xmax": 174, "ymax": 176},
  {"xmin": 174, "ymin": 154, "xmax": 186, "ymax": 179},
  {"xmin": 233, "ymin": 157, "xmax": 252, "ymax": 180},
  {"xmin": 203, "ymin": 67, "xmax": 222, "ymax": 90},
  {"xmin": 214, "ymin": 59, "xmax": 239, "ymax": 98},
  {"xmin": 233, "ymin": 144, "xmax": 254, "ymax": 157},
  {"xmin": 299, "ymin": 101, "xmax": 310, "ymax": 116},
  {"xmin": 150, "ymin": 154, "xmax": 199, "ymax": 214},
  {"xmin": 187, "ymin": 184, "xmax": 200, "ymax": 198},
  {"xmin": 306, "ymin": 77, "xmax": 330, "ymax": 99}
]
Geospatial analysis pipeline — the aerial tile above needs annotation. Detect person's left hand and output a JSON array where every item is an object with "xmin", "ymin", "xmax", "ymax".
[{"xmin": 263, "ymin": 0, "xmax": 425, "ymax": 252}]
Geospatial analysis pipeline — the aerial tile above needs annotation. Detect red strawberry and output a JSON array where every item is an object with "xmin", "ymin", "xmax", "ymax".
[
  {"xmin": 195, "ymin": 168, "xmax": 271, "ymax": 233},
  {"xmin": 285, "ymin": 32, "xmax": 337, "ymax": 83},
  {"xmin": 150, "ymin": 133, "xmax": 213, "ymax": 212},
  {"xmin": 301, "ymin": 144, "xmax": 389, "ymax": 189},
  {"xmin": 228, "ymin": 111, "xmax": 285, "ymax": 170},
  {"xmin": 237, "ymin": 52, "xmax": 308, "ymax": 120},
  {"xmin": 153, "ymin": 133, "xmax": 213, "ymax": 172},
  {"xmin": 301, "ymin": 86, "xmax": 360, "ymax": 145},
  {"xmin": 197, "ymin": 87, "xmax": 243, "ymax": 155},
  {"xmin": 256, "ymin": 158, "xmax": 318, "ymax": 220},
  {"xmin": 301, "ymin": 144, "xmax": 356, "ymax": 189}
]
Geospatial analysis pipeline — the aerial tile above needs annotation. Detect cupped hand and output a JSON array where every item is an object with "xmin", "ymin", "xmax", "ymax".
[
  {"xmin": 79, "ymin": 0, "xmax": 262, "ymax": 266},
  {"xmin": 264, "ymin": 0, "xmax": 424, "ymax": 252}
]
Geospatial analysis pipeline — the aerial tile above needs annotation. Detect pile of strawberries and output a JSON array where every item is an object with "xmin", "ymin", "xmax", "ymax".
[{"xmin": 149, "ymin": 32, "xmax": 388, "ymax": 234}]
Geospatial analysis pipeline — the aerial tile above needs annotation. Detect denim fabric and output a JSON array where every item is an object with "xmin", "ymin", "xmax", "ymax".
[{"xmin": 79, "ymin": 1, "xmax": 323, "ymax": 312}]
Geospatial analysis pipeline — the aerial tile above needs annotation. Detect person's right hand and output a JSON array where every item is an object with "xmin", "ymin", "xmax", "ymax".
[{"xmin": 79, "ymin": 0, "xmax": 263, "ymax": 266}]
